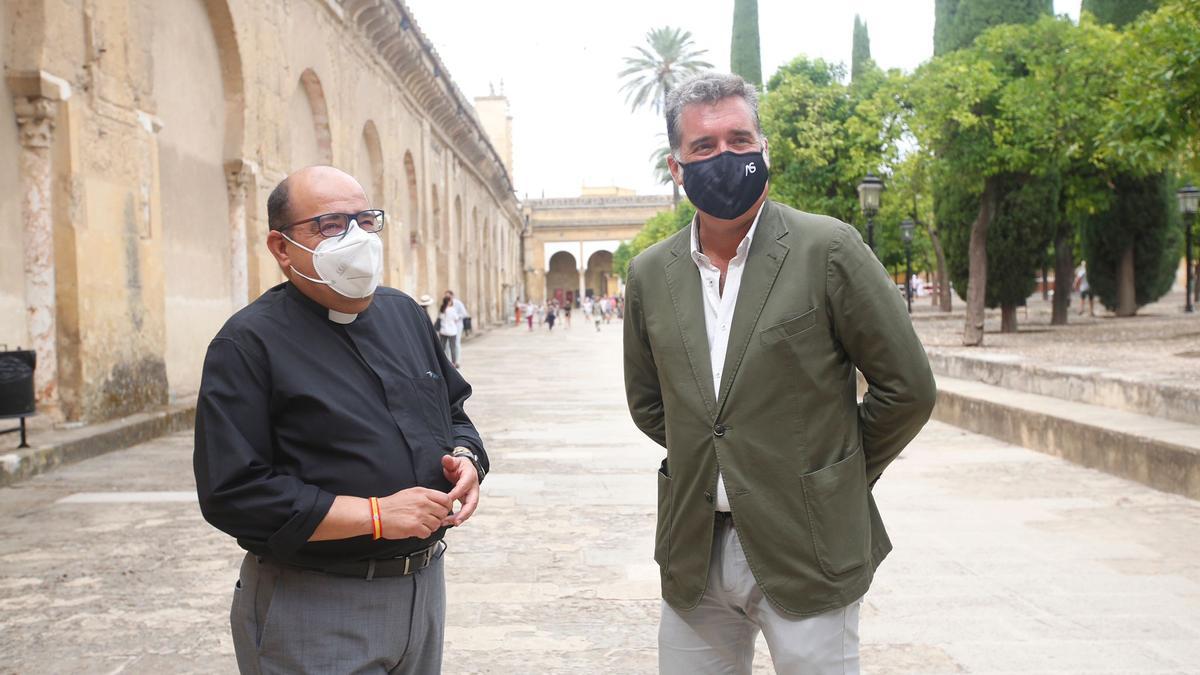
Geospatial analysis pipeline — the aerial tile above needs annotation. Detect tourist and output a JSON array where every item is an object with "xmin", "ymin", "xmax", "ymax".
[
  {"xmin": 194, "ymin": 165, "xmax": 486, "ymax": 674},
  {"xmin": 1074, "ymin": 262, "xmax": 1095, "ymax": 316},
  {"xmin": 623, "ymin": 73, "xmax": 935, "ymax": 674},
  {"xmin": 546, "ymin": 302, "xmax": 557, "ymax": 331},
  {"xmin": 437, "ymin": 295, "xmax": 462, "ymax": 367}
]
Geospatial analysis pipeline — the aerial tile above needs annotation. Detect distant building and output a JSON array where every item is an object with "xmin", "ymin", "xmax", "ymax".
[{"xmin": 523, "ymin": 188, "xmax": 673, "ymax": 305}]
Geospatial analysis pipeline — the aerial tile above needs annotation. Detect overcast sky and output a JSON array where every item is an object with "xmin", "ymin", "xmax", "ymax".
[{"xmin": 406, "ymin": 0, "xmax": 1082, "ymax": 199}]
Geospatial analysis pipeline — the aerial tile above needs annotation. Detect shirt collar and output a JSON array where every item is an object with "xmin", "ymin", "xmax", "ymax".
[{"xmin": 690, "ymin": 201, "xmax": 767, "ymax": 264}]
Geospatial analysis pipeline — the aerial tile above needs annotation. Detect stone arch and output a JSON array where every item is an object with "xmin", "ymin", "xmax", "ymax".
[
  {"xmin": 199, "ymin": 0, "xmax": 245, "ymax": 161},
  {"xmin": 586, "ymin": 250, "xmax": 615, "ymax": 298},
  {"xmin": 290, "ymin": 68, "xmax": 332, "ymax": 168},
  {"xmin": 403, "ymin": 150, "xmax": 424, "ymax": 294},
  {"xmin": 546, "ymin": 250, "xmax": 579, "ymax": 306},
  {"xmin": 153, "ymin": 0, "xmax": 237, "ymax": 402},
  {"xmin": 357, "ymin": 121, "xmax": 389, "ymax": 282}
]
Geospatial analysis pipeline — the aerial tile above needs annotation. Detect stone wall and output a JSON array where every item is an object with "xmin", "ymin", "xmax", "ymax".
[{"xmin": 2, "ymin": 0, "xmax": 524, "ymax": 422}]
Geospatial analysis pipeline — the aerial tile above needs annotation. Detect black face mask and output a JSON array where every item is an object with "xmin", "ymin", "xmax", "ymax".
[{"xmin": 679, "ymin": 150, "xmax": 769, "ymax": 220}]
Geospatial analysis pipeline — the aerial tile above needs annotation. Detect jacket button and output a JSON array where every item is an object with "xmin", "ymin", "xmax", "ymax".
[
  {"xmin": 713, "ymin": 423, "xmax": 726, "ymax": 438},
  {"xmin": 704, "ymin": 491, "xmax": 714, "ymax": 503}
]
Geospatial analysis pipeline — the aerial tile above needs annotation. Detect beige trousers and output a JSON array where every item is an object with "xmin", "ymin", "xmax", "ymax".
[{"xmin": 658, "ymin": 517, "xmax": 862, "ymax": 675}]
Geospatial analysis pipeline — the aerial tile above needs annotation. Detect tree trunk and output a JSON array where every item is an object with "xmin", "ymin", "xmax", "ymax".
[
  {"xmin": 1051, "ymin": 232, "xmax": 1073, "ymax": 326},
  {"xmin": 1041, "ymin": 265, "xmax": 1049, "ymax": 301},
  {"xmin": 925, "ymin": 223, "xmax": 952, "ymax": 312},
  {"xmin": 963, "ymin": 177, "xmax": 998, "ymax": 346},
  {"xmin": 671, "ymin": 181, "xmax": 680, "ymax": 207},
  {"xmin": 1116, "ymin": 244, "xmax": 1137, "ymax": 316},
  {"xmin": 1193, "ymin": 259, "xmax": 1199, "ymax": 303},
  {"xmin": 1000, "ymin": 303, "xmax": 1018, "ymax": 333}
]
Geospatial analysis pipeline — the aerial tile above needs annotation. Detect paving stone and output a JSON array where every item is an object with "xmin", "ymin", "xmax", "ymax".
[{"xmin": 0, "ymin": 323, "xmax": 1198, "ymax": 672}]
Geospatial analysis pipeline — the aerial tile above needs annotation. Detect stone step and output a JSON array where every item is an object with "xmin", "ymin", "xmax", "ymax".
[
  {"xmin": 926, "ymin": 349, "xmax": 1200, "ymax": 425},
  {"xmin": 931, "ymin": 375, "xmax": 1200, "ymax": 499}
]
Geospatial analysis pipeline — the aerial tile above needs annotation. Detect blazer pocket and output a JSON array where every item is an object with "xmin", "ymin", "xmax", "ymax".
[
  {"xmin": 800, "ymin": 445, "xmax": 870, "ymax": 576},
  {"xmin": 759, "ymin": 307, "xmax": 818, "ymax": 346}
]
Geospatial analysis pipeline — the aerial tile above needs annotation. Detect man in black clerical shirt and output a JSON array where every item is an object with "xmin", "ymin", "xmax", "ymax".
[{"xmin": 193, "ymin": 165, "xmax": 487, "ymax": 674}]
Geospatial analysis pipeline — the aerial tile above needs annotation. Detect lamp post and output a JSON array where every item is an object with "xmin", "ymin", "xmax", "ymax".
[
  {"xmin": 857, "ymin": 173, "xmax": 884, "ymax": 253},
  {"xmin": 901, "ymin": 218, "xmax": 915, "ymax": 314},
  {"xmin": 1178, "ymin": 185, "xmax": 1198, "ymax": 313}
]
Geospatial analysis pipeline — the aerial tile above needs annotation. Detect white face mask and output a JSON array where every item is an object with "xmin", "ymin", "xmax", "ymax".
[{"xmin": 282, "ymin": 221, "xmax": 384, "ymax": 299}]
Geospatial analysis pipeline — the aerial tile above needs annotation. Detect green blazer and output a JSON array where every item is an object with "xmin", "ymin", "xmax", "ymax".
[{"xmin": 623, "ymin": 200, "xmax": 936, "ymax": 616}]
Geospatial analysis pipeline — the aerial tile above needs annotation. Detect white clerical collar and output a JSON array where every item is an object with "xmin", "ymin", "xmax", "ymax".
[{"xmin": 327, "ymin": 309, "xmax": 358, "ymax": 324}]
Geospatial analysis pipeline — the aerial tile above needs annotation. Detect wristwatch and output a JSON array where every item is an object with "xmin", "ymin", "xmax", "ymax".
[{"xmin": 451, "ymin": 447, "xmax": 486, "ymax": 482}]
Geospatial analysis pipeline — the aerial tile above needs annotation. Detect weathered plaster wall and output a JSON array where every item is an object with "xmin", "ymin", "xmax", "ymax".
[{"xmin": 5, "ymin": 0, "xmax": 525, "ymax": 422}]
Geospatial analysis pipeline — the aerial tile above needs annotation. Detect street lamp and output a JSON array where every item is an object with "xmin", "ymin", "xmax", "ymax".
[
  {"xmin": 901, "ymin": 218, "xmax": 915, "ymax": 314},
  {"xmin": 857, "ymin": 173, "xmax": 884, "ymax": 253},
  {"xmin": 1178, "ymin": 184, "xmax": 1199, "ymax": 313}
]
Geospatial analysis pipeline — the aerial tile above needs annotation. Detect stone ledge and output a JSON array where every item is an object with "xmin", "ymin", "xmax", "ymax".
[
  {"xmin": 0, "ymin": 404, "xmax": 195, "ymax": 488},
  {"xmin": 926, "ymin": 348, "xmax": 1199, "ymax": 425},
  {"xmin": 931, "ymin": 376, "xmax": 1200, "ymax": 500}
]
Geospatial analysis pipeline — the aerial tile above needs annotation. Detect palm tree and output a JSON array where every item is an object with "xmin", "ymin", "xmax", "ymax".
[{"xmin": 620, "ymin": 26, "xmax": 712, "ymax": 204}]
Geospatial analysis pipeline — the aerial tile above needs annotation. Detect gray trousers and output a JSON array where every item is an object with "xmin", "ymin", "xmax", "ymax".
[
  {"xmin": 659, "ymin": 517, "xmax": 862, "ymax": 675},
  {"xmin": 230, "ymin": 551, "xmax": 446, "ymax": 674}
]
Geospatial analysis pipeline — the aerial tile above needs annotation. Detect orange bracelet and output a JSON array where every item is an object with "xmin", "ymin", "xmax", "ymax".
[{"xmin": 369, "ymin": 496, "xmax": 382, "ymax": 540}]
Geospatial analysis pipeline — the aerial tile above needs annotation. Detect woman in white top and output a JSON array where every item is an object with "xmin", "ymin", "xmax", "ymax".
[{"xmin": 437, "ymin": 296, "xmax": 462, "ymax": 367}]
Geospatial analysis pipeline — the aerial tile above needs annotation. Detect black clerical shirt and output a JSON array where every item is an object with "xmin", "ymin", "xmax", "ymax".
[{"xmin": 193, "ymin": 282, "xmax": 487, "ymax": 569}]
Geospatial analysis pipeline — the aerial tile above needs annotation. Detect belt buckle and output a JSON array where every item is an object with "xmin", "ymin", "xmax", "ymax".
[{"xmin": 403, "ymin": 555, "xmax": 412, "ymax": 576}]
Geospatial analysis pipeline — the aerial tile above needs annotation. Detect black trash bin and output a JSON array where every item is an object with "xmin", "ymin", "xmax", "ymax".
[{"xmin": 0, "ymin": 347, "xmax": 36, "ymax": 448}]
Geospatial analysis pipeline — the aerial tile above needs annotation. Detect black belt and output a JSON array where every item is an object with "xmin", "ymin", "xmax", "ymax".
[{"xmin": 264, "ymin": 541, "xmax": 445, "ymax": 580}]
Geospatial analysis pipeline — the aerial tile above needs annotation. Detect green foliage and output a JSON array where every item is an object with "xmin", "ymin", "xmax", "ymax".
[
  {"xmin": 877, "ymin": 152, "xmax": 939, "ymax": 276},
  {"xmin": 940, "ymin": 173, "xmax": 1060, "ymax": 306},
  {"xmin": 614, "ymin": 201, "xmax": 697, "ymax": 281},
  {"xmin": 908, "ymin": 15, "xmax": 1121, "ymax": 309},
  {"xmin": 619, "ymin": 27, "xmax": 713, "ymax": 115},
  {"xmin": 935, "ymin": 0, "xmax": 1052, "ymax": 54},
  {"xmin": 730, "ymin": 0, "xmax": 762, "ymax": 88},
  {"xmin": 1103, "ymin": 0, "xmax": 1200, "ymax": 175},
  {"xmin": 1081, "ymin": 0, "xmax": 1159, "ymax": 27},
  {"xmin": 933, "ymin": 0, "xmax": 959, "ymax": 56},
  {"xmin": 851, "ymin": 15, "xmax": 872, "ymax": 83},
  {"xmin": 650, "ymin": 144, "xmax": 672, "ymax": 186},
  {"xmin": 1081, "ymin": 173, "xmax": 1182, "ymax": 309},
  {"xmin": 760, "ymin": 57, "xmax": 899, "ymax": 228}
]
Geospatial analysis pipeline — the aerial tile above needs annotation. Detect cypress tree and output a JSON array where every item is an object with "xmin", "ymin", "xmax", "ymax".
[
  {"xmin": 730, "ymin": 0, "xmax": 762, "ymax": 88},
  {"xmin": 1081, "ymin": 0, "xmax": 1159, "ymax": 28},
  {"xmin": 1081, "ymin": 174, "xmax": 1181, "ymax": 311},
  {"xmin": 936, "ymin": 0, "xmax": 1052, "ymax": 54},
  {"xmin": 851, "ymin": 15, "xmax": 871, "ymax": 83},
  {"xmin": 933, "ymin": 0, "xmax": 960, "ymax": 56},
  {"xmin": 1079, "ymin": 0, "xmax": 1172, "ymax": 315}
]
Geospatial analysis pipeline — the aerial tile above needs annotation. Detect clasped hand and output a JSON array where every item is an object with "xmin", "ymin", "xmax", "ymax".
[{"xmin": 377, "ymin": 454, "xmax": 479, "ymax": 539}]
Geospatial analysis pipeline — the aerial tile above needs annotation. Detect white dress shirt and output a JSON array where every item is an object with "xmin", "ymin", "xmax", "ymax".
[{"xmin": 688, "ymin": 203, "xmax": 766, "ymax": 512}]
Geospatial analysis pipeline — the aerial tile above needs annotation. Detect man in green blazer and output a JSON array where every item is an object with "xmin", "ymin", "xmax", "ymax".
[{"xmin": 623, "ymin": 72, "xmax": 936, "ymax": 675}]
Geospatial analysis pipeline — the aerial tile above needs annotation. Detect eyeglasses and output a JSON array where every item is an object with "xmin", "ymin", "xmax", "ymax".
[{"xmin": 280, "ymin": 209, "xmax": 385, "ymax": 238}]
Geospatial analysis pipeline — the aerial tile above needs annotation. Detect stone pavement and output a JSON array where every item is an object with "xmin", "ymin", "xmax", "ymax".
[
  {"xmin": 1, "ymin": 321, "xmax": 1199, "ymax": 673},
  {"xmin": 910, "ymin": 289, "xmax": 1200, "ymax": 396}
]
